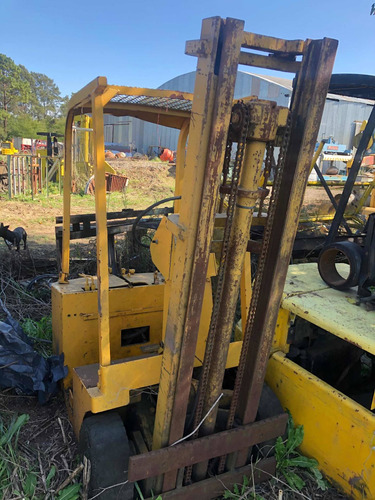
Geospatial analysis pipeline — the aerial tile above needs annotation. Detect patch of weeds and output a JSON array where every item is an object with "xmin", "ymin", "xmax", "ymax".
[
  {"xmin": 223, "ymin": 412, "xmax": 327, "ymax": 499},
  {"xmin": 135, "ymin": 481, "xmax": 162, "ymax": 500},
  {"xmin": 21, "ymin": 315, "xmax": 52, "ymax": 357},
  {"xmin": 0, "ymin": 413, "xmax": 31, "ymax": 498},
  {"xmin": 0, "ymin": 412, "xmax": 81, "ymax": 499},
  {"xmin": 223, "ymin": 475, "xmax": 265, "ymax": 499},
  {"xmin": 275, "ymin": 411, "xmax": 327, "ymax": 491},
  {"xmin": 55, "ymin": 482, "xmax": 81, "ymax": 499},
  {"xmin": 22, "ymin": 315, "xmax": 52, "ymax": 341}
]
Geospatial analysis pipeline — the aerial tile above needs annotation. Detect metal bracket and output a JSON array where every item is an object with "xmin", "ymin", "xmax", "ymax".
[{"xmin": 185, "ymin": 39, "xmax": 209, "ymax": 58}]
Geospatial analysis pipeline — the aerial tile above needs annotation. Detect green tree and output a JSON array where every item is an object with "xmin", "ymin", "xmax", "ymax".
[
  {"xmin": 7, "ymin": 114, "xmax": 44, "ymax": 139},
  {"xmin": 0, "ymin": 54, "xmax": 67, "ymax": 140},
  {"xmin": 31, "ymin": 72, "xmax": 62, "ymax": 120},
  {"xmin": 0, "ymin": 54, "xmax": 30, "ymax": 137},
  {"xmin": 18, "ymin": 64, "xmax": 38, "ymax": 116}
]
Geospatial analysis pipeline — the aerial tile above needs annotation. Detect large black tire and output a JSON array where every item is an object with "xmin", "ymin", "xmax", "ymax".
[
  {"xmin": 318, "ymin": 241, "xmax": 363, "ymax": 290},
  {"xmin": 253, "ymin": 383, "xmax": 285, "ymax": 459},
  {"xmin": 79, "ymin": 413, "xmax": 134, "ymax": 500}
]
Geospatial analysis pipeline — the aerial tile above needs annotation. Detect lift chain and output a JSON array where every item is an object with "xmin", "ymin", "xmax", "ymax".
[
  {"xmin": 184, "ymin": 102, "xmax": 251, "ymax": 485},
  {"xmin": 217, "ymin": 112, "xmax": 292, "ymax": 474},
  {"xmin": 218, "ymin": 130, "xmax": 234, "ymax": 213},
  {"xmin": 257, "ymin": 142, "xmax": 274, "ymax": 217}
]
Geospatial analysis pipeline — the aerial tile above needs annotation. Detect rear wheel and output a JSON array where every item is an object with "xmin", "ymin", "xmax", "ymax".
[
  {"xmin": 79, "ymin": 412, "xmax": 134, "ymax": 499},
  {"xmin": 253, "ymin": 383, "xmax": 285, "ymax": 459}
]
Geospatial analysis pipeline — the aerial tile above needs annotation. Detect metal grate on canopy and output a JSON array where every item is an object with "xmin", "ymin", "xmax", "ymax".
[{"xmin": 110, "ymin": 94, "xmax": 192, "ymax": 112}]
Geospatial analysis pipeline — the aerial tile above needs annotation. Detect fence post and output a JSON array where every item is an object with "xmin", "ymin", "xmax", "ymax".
[
  {"xmin": 46, "ymin": 159, "xmax": 49, "ymax": 197},
  {"xmin": 39, "ymin": 157, "xmax": 42, "ymax": 192},
  {"xmin": 30, "ymin": 157, "xmax": 34, "ymax": 200},
  {"xmin": 26, "ymin": 156, "xmax": 29, "ymax": 194},
  {"xmin": 17, "ymin": 156, "xmax": 21, "ymax": 195},
  {"xmin": 7, "ymin": 155, "xmax": 11, "ymax": 200},
  {"xmin": 12, "ymin": 156, "xmax": 16, "ymax": 197}
]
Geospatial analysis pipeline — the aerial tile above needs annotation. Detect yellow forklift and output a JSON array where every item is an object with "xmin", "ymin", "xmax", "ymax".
[{"xmin": 52, "ymin": 16, "xmax": 336, "ymax": 499}]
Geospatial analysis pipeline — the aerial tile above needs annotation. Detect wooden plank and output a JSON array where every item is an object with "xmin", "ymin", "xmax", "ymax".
[{"xmin": 128, "ymin": 414, "xmax": 287, "ymax": 482}]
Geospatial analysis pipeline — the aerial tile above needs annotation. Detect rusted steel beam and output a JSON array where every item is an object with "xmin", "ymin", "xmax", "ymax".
[
  {"xmin": 144, "ymin": 457, "xmax": 276, "ymax": 500},
  {"xmin": 239, "ymin": 52, "xmax": 300, "ymax": 73},
  {"xmin": 234, "ymin": 37, "xmax": 338, "ymax": 465},
  {"xmin": 160, "ymin": 17, "xmax": 245, "ymax": 492},
  {"xmin": 128, "ymin": 413, "xmax": 287, "ymax": 482},
  {"xmin": 151, "ymin": 17, "xmax": 224, "ymax": 457},
  {"xmin": 241, "ymin": 32, "xmax": 305, "ymax": 54}
]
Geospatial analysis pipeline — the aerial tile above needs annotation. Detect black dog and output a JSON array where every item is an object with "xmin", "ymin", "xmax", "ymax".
[{"xmin": 0, "ymin": 223, "xmax": 27, "ymax": 251}]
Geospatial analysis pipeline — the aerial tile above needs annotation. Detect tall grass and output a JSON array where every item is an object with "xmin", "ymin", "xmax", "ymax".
[{"xmin": 0, "ymin": 412, "xmax": 82, "ymax": 499}]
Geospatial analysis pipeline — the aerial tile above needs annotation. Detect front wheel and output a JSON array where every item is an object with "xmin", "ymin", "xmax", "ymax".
[{"xmin": 79, "ymin": 412, "xmax": 134, "ymax": 499}]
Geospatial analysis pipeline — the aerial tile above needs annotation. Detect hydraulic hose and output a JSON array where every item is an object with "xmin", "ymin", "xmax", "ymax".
[{"xmin": 132, "ymin": 196, "xmax": 181, "ymax": 248}]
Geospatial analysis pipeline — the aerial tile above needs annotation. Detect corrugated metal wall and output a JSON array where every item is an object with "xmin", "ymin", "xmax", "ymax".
[
  {"xmin": 319, "ymin": 99, "xmax": 373, "ymax": 148},
  {"xmin": 104, "ymin": 71, "xmax": 373, "ymax": 153}
]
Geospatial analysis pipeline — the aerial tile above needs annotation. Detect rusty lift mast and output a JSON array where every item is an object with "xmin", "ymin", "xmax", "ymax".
[
  {"xmin": 130, "ymin": 18, "xmax": 337, "ymax": 496},
  {"xmin": 54, "ymin": 16, "xmax": 337, "ymax": 499}
]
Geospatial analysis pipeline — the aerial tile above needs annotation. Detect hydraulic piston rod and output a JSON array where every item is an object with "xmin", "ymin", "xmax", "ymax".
[{"xmin": 194, "ymin": 101, "xmax": 287, "ymax": 479}]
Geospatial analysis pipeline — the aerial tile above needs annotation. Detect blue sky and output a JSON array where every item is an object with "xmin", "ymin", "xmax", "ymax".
[{"xmin": 3, "ymin": 0, "xmax": 374, "ymax": 97}]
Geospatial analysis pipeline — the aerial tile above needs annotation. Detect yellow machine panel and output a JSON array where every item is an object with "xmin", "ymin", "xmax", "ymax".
[
  {"xmin": 52, "ymin": 274, "xmax": 165, "ymax": 388},
  {"xmin": 267, "ymin": 353, "xmax": 375, "ymax": 499},
  {"xmin": 268, "ymin": 263, "xmax": 375, "ymax": 499}
]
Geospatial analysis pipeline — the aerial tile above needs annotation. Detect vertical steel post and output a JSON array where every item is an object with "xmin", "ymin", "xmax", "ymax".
[
  {"xmin": 91, "ymin": 92, "xmax": 111, "ymax": 376},
  {"xmin": 90, "ymin": 86, "xmax": 119, "ymax": 390},
  {"xmin": 39, "ymin": 157, "xmax": 42, "ymax": 192},
  {"xmin": 60, "ymin": 111, "xmax": 75, "ymax": 282},
  {"xmin": 21, "ymin": 157, "xmax": 25, "ymax": 194},
  {"xmin": 173, "ymin": 119, "xmax": 189, "ymax": 213},
  {"xmin": 27, "ymin": 157, "xmax": 30, "ymax": 195},
  {"xmin": 14, "ymin": 157, "xmax": 17, "ymax": 195}
]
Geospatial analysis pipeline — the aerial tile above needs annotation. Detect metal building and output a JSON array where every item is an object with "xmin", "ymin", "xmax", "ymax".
[{"xmin": 104, "ymin": 71, "xmax": 374, "ymax": 154}]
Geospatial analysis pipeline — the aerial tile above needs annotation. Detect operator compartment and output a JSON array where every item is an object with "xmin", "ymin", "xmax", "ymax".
[{"xmin": 52, "ymin": 83, "xmax": 194, "ymax": 412}]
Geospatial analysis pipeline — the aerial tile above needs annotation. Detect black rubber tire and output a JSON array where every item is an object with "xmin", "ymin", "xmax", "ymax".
[
  {"xmin": 79, "ymin": 413, "xmax": 134, "ymax": 500},
  {"xmin": 318, "ymin": 241, "xmax": 363, "ymax": 290},
  {"xmin": 253, "ymin": 383, "xmax": 285, "ymax": 459}
]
